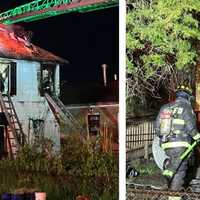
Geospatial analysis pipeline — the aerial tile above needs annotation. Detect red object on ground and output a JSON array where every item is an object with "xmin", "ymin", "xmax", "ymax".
[{"xmin": 76, "ymin": 196, "xmax": 91, "ymax": 200}]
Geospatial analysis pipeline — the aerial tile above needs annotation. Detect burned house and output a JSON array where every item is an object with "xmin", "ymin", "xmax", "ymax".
[{"xmin": 0, "ymin": 24, "xmax": 68, "ymax": 156}]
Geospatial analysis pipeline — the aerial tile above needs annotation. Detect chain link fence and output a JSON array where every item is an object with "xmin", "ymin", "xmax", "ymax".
[{"xmin": 127, "ymin": 185, "xmax": 200, "ymax": 200}]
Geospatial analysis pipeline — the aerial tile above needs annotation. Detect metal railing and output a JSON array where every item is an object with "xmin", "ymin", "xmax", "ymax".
[
  {"xmin": 0, "ymin": 0, "xmax": 71, "ymax": 20},
  {"xmin": 44, "ymin": 93, "xmax": 84, "ymax": 133},
  {"xmin": 0, "ymin": 0, "xmax": 118, "ymax": 24}
]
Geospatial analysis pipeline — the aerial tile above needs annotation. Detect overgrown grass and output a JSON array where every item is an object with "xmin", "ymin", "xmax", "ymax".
[
  {"xmin": 128, "ymin": 159, "xmax": 159, "ymax": 176},
  {"xmin": 0, "ymin": 134, "xmax": 118, "ymax": 200},
  {"xmin": 138, "ymin": 162, "xmax": 159, "ymax": 175}
]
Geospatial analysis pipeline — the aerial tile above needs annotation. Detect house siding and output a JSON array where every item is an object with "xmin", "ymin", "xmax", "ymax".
[{"xmin": 0, "ymin": 57, "xmax": 61, "ymax": 151}]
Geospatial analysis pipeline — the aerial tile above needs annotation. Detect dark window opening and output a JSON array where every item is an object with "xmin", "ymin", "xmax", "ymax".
[
  {"xmin": 9, "ymin": 62, "xmax": 17, "ymax": 96},
  {"xmin": 40, "ymin": 64, "xmax": 56, "ymax": 96},
  {"xmin": 87, "ymin": 112, "xmax": 100, "ymax": 136}
]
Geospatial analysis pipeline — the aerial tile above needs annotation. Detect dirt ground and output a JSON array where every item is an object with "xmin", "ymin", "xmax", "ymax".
[
  {"xmin": 126, "ymin": 157, "xmax": 199, "ymax": 190},
  {"xmin": 127, "ymin": 173, "xmax": 168, "ymax": 189}
]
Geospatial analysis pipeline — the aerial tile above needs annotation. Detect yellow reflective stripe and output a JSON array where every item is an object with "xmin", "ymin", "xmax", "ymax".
[
  {"xmin": 161, "ymin": 141, "xmax": 191, "ymax": 150},
  {"xmin": 163, "ymin": 170, "xmax": 173, "ymax": 177},
  {"xmin": 168, "ymin": 196, "xmax": 182, "ymax": 200},
  {"xmin": 193, "ymin": 133, "xmax": 200, "ymax": 141},
  {"xmin": 173, "ymin": 130, "xmax": 181, "ymax": 134},
  {"xmin": 173, "ymin": 119, "xmax": 185, "ymax": 125}
]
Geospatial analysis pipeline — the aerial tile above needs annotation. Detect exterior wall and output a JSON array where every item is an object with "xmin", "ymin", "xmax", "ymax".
[
  {"xmin": 11, "ymin": 100, "xmax": 60, "ymax": 151},
  {"xmin": 0, "ymin": 57, "xmax": 61, "ymax": 150},
  {"xmin": 16, "ymin": 60, "xmax": 41, "ymax": 101},
  {"xmin": 61, "ymin": 103, "xmax": 119, "ymax": 143},
  {"xmin": 0, "ymin": 58, "xmax": 60, "ymax": 100}
]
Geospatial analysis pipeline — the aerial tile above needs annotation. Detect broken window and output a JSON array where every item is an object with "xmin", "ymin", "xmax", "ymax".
[
  {"xmin": 40, "ymin": 64, "xmax": 56, "ymax": 96},
  {"xmin": 87, "ymin": 111, "xmax": 100, "ymax": 136},
  {"xmin": 0, "ymin": 62, "xmax": 16, "ymax": 96},
  {"xmin": 28, "ymin": 118, "xmax": 45, "ymax": 145}
]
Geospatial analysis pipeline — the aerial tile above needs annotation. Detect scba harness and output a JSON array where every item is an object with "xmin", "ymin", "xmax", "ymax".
[
  {"xmin": 159, "ymin": 104, "xmax": 184, "ymax": 143},
  {"xmin": 158, "ymin": 102, "xmax": 194, "ymax": 179}
]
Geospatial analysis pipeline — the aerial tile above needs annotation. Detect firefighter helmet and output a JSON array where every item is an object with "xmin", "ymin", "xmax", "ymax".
[
  {"xmin": 176, "ymin": 85, "xmax": 195, "ymax": 104},
  {"xmin": 176, "ymin": 85, "xmax": 193, "ymax": 96}
]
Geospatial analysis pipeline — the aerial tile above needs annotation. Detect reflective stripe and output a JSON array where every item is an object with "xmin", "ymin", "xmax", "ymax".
[
  {"xmin": 193, "ymin": 133, "xmax": 200, "ymax": 141},
  {"xmin": 173, "ymin": 119, "xmax": 185, "ymax": 125},
  {"xmin": 168, "ymin": 196, "xmax": 182, "ymax": 200},
  {"xmin": 180, "ymin": 141, "xmax": 197, "ymax": 160},
  {"xmin": 163, "ymin": 169, "xmax": 173, "ymax": 177},
  {"xmin": 161, "ymin": 141, "xmax": 191, "ymax": 150},
  {"xmin": 173, "ymin": 130, "xmax": 181, "ymax": 134}
]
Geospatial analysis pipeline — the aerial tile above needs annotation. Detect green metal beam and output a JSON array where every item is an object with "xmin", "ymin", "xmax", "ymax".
[{"xmin": 0, "ymin": 0, "xmax": 118, "ymax": 24}]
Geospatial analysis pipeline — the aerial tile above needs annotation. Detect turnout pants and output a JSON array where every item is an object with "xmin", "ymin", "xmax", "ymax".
[
  {"xmin": 164, "ymin": 148, "xmax": 189, "ymax": 200},
  {"xmin": 164, "ymin": 147, "xmax": 188, "ymax": 191}
]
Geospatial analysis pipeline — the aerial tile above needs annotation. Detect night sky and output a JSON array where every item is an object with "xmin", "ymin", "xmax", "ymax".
[{"xmin": 0, "ymin": 2, "xmax": 119, "ymax": 83}]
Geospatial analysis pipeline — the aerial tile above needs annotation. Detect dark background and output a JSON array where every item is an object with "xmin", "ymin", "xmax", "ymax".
[{"xmin": 0, "ymin": 1, "xmax": 119, "ymax": 103}]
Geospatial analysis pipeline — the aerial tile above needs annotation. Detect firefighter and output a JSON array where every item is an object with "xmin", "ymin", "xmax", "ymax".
[
  {"xmin": 42, "ymin": 69, "xmax": 53, "ymax": 94},
  {"xmin": 155, "ymin": 85, "xmax": 200, "ymax": 198}
]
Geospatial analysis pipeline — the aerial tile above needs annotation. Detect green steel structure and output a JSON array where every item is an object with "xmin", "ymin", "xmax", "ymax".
[{"xmin": 0, "ymin": 0, "xmax": 118, "ymax": 24}]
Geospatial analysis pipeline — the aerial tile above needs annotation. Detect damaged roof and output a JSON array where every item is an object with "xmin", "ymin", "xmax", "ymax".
[{"xmin": 0, "ymin": 24, "xmax": 68, "ymax": 64}]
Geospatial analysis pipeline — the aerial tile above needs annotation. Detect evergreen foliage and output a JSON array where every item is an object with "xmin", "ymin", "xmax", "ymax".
[{"xmin": 126, "ymin": 0, "xmax": 200, "ymax": 113}]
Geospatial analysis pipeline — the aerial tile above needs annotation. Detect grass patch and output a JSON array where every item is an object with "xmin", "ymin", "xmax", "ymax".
[
  {"xmin": 128, "ymin": 159, "xmax": 160, "ymax": 176},
  {"xmin": 138, "ymin": 162, "xmax": 159, "ymax": 175}
]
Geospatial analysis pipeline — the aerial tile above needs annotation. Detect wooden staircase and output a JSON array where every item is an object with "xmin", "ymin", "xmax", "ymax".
[
  {"xmin": 0, "ymin": 93, "xmax": 25, "ymax": 159},
  {"xmin": 44, "ymin": 93, "xmax": 84, "ymax": 133}
]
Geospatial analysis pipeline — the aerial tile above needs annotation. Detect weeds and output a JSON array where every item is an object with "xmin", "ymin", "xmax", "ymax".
[
  {"xmin": 139, "ymin": 162, "xmax": 158, "ymax": 175},
  {"xmin": 0, "ymin": 134, "xmax": 118, "ymax": 200}
]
